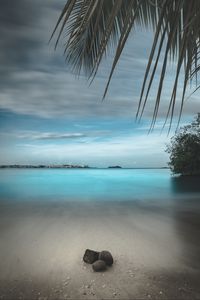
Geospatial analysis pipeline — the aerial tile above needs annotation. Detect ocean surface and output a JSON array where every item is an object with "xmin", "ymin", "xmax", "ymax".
[
  {"xmin": 0, "ymin": 168, "xmax": 200, "ymax": 300},
  {"xmin": 0, "ymin": 168, "xmax": 200, "ymax": 202}
]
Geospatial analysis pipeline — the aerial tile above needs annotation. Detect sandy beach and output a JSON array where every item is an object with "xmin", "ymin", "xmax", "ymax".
[{"xmin": 0, "ymin": 199, "xmax": 200, "ymax": 300}]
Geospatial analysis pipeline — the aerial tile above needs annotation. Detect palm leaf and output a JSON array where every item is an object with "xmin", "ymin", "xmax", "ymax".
[{"xmin": 51, "ymin": 0, "xmax": 200, "ymax": 129}]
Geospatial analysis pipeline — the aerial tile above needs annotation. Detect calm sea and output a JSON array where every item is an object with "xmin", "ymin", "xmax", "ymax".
[{"xmin": 0, "ymin": 168, "xmax": 200, "ymax": 202}]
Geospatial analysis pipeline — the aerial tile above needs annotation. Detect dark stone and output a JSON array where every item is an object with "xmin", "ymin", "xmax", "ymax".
[
  {"xmin": 99, "ymin": 250, "xmax": 113, "ymax": 266},
  {"xmin": 83, "ymin": 249, "xmax": 99, "ymax": 264},
  {"xmin": 92, "ymin": 260, "xmax": 107, "ymax": 272}
]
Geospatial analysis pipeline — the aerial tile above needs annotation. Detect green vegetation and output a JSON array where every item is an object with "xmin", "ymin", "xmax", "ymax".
[{"xmin": 166, "ymin": 114, "xmax": 200, "ymax": 175}]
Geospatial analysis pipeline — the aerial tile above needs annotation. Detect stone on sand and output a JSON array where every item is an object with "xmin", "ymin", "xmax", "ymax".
[
  {"xmin": 83, "ymin": 249, "xmax": 99, "ymax": 264},
  {"xmin": 92, "ymin": 260, "xmax": 107, "ymax": 272},
  {"xmin": 99, "ymin": 250, "xmax": 113, "ymax": 266}
]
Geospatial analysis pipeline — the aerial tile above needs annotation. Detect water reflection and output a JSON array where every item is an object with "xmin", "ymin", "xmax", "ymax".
[
  {"xmin": 174, "ymin": 208, "xmax": 200, "ymax": 269},
  {"xmin": 171, "ymin": 175, "xmax": 200, "ymax": 194},
  {"xmin": 170, "ymin": 175, "xmax": 200, "ymax": 269}
]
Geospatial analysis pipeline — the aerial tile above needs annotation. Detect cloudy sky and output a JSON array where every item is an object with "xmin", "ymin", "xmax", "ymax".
[{"xmin": 0, "ymin": 0, "xmax": 199, "ymax": 167}]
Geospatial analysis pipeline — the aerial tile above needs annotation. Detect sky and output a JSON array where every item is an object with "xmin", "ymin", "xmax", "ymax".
[{"xmin": 0, "ymin": 0, "xmax": 199, "ymax": 167}]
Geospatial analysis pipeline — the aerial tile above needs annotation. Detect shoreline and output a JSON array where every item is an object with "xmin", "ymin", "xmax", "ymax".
[{"xmin": 0, "ymin": 166, "xmax": 170, "ymax": 170}]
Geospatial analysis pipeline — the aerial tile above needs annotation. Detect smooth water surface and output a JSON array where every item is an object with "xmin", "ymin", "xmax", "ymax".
[{"xmin": 0, "ymin": 168, "xmax": 200, "ymax": 201}]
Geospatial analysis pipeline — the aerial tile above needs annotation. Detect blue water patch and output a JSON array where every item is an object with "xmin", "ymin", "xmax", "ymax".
[{"xmin": 0, "ymin": 169, "xmax": 199, "ymax": 201}]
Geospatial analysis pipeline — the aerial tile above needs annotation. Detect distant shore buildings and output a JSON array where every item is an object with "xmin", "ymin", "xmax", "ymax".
[{"xmin": 0, "ymin": 164, "xmax": 89, "ymax": 169}]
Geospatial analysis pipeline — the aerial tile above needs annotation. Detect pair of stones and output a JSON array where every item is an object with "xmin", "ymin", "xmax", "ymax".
[{"xmin": 83, "ymin": 249, "xmax": 113, "ymax": 272}]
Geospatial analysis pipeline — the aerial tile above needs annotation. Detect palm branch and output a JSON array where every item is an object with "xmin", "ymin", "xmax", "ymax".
[{"xmin": 51, "ymin": 0, "xmax": 200, "ymax": 130}]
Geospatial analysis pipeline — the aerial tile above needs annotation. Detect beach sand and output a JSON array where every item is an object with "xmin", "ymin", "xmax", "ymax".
[{"xmin": 0, "ymin": 199, "xmax": 200, "ymax": 299}]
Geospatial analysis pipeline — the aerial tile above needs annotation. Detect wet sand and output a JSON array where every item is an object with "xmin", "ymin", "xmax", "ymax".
[{"xmin": 0, "ymin": 199, "xmax": 200, "ymax": 299}]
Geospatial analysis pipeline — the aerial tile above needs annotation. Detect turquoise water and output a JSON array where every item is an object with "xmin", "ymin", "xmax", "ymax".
[{"xmin": 0, "ymin": 169, "xmax": 200, "ymax": 201}]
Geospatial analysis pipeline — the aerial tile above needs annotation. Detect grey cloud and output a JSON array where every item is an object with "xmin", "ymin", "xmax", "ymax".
[
  {"xmin": 0, "ymin": 0, "xmax": 63, "ymax": 78},
  {"xmin": 0, "ymin": 0, "xmax": 40, "ymax": 73},
  {"xmin": 0, "ymin": 0, "xmax": 137, "ymax": 119},
  {"xmin": 0, "ymin": 0, "xmax": 199, "ymax": 122},
  {"xmin": 0, "ymin": 69, "xmax": 138, "ymax": 118}
]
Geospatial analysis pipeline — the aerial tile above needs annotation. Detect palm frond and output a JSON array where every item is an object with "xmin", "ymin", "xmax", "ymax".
[{"xmin": 51, "ymin": 0, "xmax": 200, "ymax": 129}]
